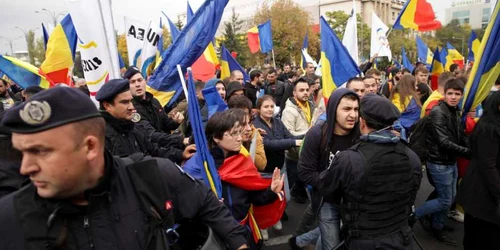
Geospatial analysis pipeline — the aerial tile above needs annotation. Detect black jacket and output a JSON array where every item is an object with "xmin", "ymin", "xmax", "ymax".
[
  {"xmin": 0, "ymin": 133, "xmax": 25, "ymax": 198},
  {"xmin": 457, "ymin": 125, "xmax": 500, "ymax": 226},
  {"xmin": 426, "ymin": 101, "xmax": 469, "ymax": 164},
  {"xmin": 279, "ymin": 80, "xmax": 294, "ymax": 114},
  {"xmin": 103, "ymin": 112, "xmax": 183, "ymax": 163},
  {"xmin": 244, "ymin": 83, "xmax": 260, "ymax": 108},
  {"xmin": 0, "ymin": 152, "xmax": 247, "ymax": 250},
  {"xmin": 253, "ymin": 115, "xmax": 302, "ymax": 173},
  {"xmin": 263, "ymin": 80, "xmax": 285, "ymax": 107},
  {"xmin": 132, "ymin": 93, "xmax": 184, "ymax": 149}
]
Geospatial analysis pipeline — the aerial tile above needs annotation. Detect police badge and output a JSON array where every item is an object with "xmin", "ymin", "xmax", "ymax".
[
  {"xmin": 131, "ymin": 113, "xmax": 141, "ymax": 123},
  {"xmin": 19, "ymin": 101, "xmax": 51, "ymax": 125}
]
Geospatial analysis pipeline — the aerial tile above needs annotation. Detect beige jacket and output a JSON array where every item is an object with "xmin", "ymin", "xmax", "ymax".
[
  {"xmin": 281, "ymin": 98, "xmax": 315, "ymax": 161},
  {"xmin": 244, "ymin": 125, "xmax": 267, "ymax": 171}
]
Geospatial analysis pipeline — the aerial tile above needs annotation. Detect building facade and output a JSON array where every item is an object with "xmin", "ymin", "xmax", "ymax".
[{"xmin": 445, "ymin": 0, "xmax": 492, "ymax": 29}]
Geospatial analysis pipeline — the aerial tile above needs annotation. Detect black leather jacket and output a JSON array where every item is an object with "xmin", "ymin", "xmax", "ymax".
[{"xmin": 426, "ymin": 102, "xmax": 470, "ymax": 165}]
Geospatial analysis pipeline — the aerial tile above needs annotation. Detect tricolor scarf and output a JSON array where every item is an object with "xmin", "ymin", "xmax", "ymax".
[
  {"xmin": 295, "ymin": 98, "xmax": 312, "ymax": 125},
  {"xmin": 218, "ymin": 147, "xmax": 286, "ymax": 243}
]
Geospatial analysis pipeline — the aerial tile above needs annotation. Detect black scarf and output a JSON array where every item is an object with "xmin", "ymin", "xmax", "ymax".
[{"xmin": 101, "ymin": 112, "xmax": 135, "ymax": 134}]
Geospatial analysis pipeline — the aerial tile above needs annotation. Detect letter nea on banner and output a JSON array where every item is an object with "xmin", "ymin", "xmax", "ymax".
[
  {"xmin": 125, "ymin": 17, "xmax": 148, "ymax": 67},
  {"xmin": 66, "ymin": 0, "xmax": 120, "ymax": 103}
]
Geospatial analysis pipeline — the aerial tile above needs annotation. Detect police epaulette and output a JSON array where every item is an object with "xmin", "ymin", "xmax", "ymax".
[{"xmin": 175, "ymin": 164, "xmax": 196, "ymax": 181}]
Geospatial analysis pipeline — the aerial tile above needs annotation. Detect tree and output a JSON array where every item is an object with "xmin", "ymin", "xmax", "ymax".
[
  {"xmin": 117, "ymin": 34, "xmax": 129, "ymax": 66},
  {"xmin": 388, "ymin": 29, "xmax": 418, "ymax": 63},
  {"xmin": 221, "ymin": 8, "xmax": 248, "ymax": 66},
  {"xmin": 26, "ymin": 30, "xmax": 37, "ymax": 65},
  {"xmin": 252, "ymin": 0, "xmax": 320, "ymax": 67},
  {"xmin": 435, "ymin": 19, "xmax": 471, "ymax": 56},
  {"xmin": 324, "ymin": 11, "xmax": 370, "ymax": 61},
  {"xmin": 175, "ymin": 16, "xmax": 184, "ymax": 30},
  {"xmin": 32, "ymin": 37, "xmax": 46, "ymax": 67}
]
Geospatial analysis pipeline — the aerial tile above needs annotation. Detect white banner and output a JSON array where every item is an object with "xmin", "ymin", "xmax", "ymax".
[
  {"xmin": 343, "ymin": 0, "xmax": 359, "ymax": 65},
  {"xmin": 66, "ymin": 0, "xmax": 120, "ymax": 102},
  {"xmin": 370, "ymin": 12, "xmax": 392, "ymax": 61},
  {"xmin": 125, "ymin": 17, "xmax": 148, "ymax": 67},
  {"xmin": 139, "ymin": 20, "xmax": 162, "ymax": 76}
]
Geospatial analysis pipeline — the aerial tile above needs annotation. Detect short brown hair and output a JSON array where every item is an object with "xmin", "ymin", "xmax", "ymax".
[
  {"xmin": 256, "ymin": 95, "xmax": 275, "ymax": 110},
  {"xmin": 444, "ymin": 79, "xmax": 465, "ymax": 94},
  {"xmin": 415, "ymin": 66, "xmax": 429, "ymax": 75},
  {"xmin": 365, "ymin": 68, "xmax": 381, "ymax": 77},
  {"xmin": 438, "ymin": 72, "xmax": 454, "ymax": 88}
]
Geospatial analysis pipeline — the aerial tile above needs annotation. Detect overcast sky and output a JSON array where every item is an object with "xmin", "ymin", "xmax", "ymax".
[{"xmin": 0, "ymin": 0, "xmax": 487, "ymax": 54}]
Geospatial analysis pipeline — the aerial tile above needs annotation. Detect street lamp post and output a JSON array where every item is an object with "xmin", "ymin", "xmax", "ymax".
[
  {"xmin": 0, "ymin": 36, "xmax": 21, "ymax": 55},
  {"xmin": 35, "ymin": 8, "xmax": 66, "ymax": 27}
]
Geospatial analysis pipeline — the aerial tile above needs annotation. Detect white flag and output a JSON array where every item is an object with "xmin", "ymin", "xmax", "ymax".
[
  {"xmin": 342, "ymin": 0, "xmax": 359, "ymax": 65},
  {"xmin": 370, "ymin": 12, "xmax": 392, "ymax": 61},
  {"xmin": 66, "ymin": 0, "xmax": 120, "ymax": 103},
  {"xmin": 138, "ymin": 20, "xmax": 162, "ymax": 76},
  {"xmin": 301, "ymin": 48, "xmax": 317, "ymax": 68},
  {"xmin": 125, "ymin": 17, "xmax": 148, "ymax": 67}
]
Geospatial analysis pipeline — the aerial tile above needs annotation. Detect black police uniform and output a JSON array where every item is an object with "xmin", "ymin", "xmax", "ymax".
[
  {"xmin": 0, "ymin": 87, "xmax": 248, "ymax": 250},
  {"xmin": 97, "ymin": 79, "xmax": 183, "ymax": 163},
  {"xmin": 319, "ymin": 94, "xmax": 422, "ymax": 250}
]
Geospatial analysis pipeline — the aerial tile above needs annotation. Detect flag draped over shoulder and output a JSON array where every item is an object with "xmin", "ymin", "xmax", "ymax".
[
  {"xmin": 402, "ymin": 47, "xmax": 414, "ymax": 72},
  {"xmin": 148, "ymin": 0, "xmax": 228, "ymax": 107},
  {"xmin": 0, "ymin": 55, "xmax": 53, "ymax": 89},
  {"xmin": 468, "ymin": 31, "xmax": 480, "ymax": 62},
  {"xmin": 183, "ymin": 69, "xmax": 222, "ymax": 198},
  {"xmin": 40, "ymin": 14, "xmax": 77, "ymax": 85},
  {"xmin": 320, "ymin": 16, "xmax": 361, "ymax": 100},
  {"xmin": 220, "ymin": 46, "xmax": 249, "ymax": 82},
  {"xmin": 462, "ymin": 2, "xmax": 500, "ymax": 115},
  {"xmin": 430, "ymin": 48, "xmax": 444, "ymax": 90},
  {"xmin": 218, "ymin": 147, "xmax": 286, "ymax": 243},
  {"xmin": 445, "ymin": 43, "xmax": 464, "ymax": 70},
  {"xmin": 393, "ymin": 0, "xmax": 441, "ymax": 31},
  {"xmin": 247, "ymin": 20, "xmax": 273, "ymax": 54}
]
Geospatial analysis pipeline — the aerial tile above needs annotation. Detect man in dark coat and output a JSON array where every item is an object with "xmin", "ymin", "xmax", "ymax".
[{"xmin": 0, "ymin": 87, "xmax": 248, "ymax": 250}]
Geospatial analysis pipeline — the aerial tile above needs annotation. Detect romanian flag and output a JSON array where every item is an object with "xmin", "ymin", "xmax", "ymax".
[
  {"xmin": 42, "ymin": 23, "xmax": 49, "ymax": 51},
  {"xmin": 468, "ymin": 31, "xmax": 481, "ymax": 62},
  {"xmin": 402, "ymin": 46, "xmax": 414, "ymax": 72},
  {"xmin": 300, "ymin": 31, "xmax": 309, "ymax": 70},
  {"xmin": 416, "ymin": 36, "xmax": 434, "ymax": 66},
  {"xmin": 445, "ymin": 43, "xmax": 464, "ymax": 70},
  {"xmin": 191, "ymin": 42, "xmax": 219, "ymax": 82},
  {"xmin": 218, "ymin": 147, "xmax": 286, "ymax": 243},
  {"xmin": 393, "ymin": 0, "xmax": 441, "ymax": 31},
  {"xmin": 148, "ymin": 0, "xmax": 228, "ymax": 107},
  {"xmin": 187, "ymin": 1, "xmax": 194, "ymax": 21},
  {"xmin": 155, "ymin": 17, "xmax": 164, "ymax": 70},
  {"xmin": 0, "ymin": 55, "xmax": 53, "ymax": 89},
  {"xmin": 40, "ymin": 14, "xmax": 77, "ymax": 85},
  {"xmin": 462, "ymin": 2, "xmax": 500, "ymax": 115},
  {"xmin": 430, "ymin": 48, "xmax": 444, "ymax": 90},
  {"xmin": 220, "ymin": 46, "xmax": 249, "ymax": 83},
  {"xmin": 320, "ymin": 16, "xmax": 361, "ymax": 100},
  {"xmin": 182, "ymin": 68, "xmax": 222, "ymax": 197},
  {"xmin": 247, "ymin": 20, "xmax": 273, "ymax": 54}
]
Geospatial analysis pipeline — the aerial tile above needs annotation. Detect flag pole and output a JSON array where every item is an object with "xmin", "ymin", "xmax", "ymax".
[
  {"xmin": 271, "ymin": 49, "xmax": 277, "ymax": 69},
  {"xmin": 177, "ymin": 64, "xmax": 189, "ymax": 103}
]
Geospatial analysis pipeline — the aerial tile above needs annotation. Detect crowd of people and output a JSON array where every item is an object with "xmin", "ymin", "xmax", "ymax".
[{"xmin": 0, "ymin": 57, "xmax": 499, "ymax": 250}]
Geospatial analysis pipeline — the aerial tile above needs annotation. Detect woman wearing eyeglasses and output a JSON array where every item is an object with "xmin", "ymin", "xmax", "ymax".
[{"xmin": 206, "ymin": 109, "xmax": 286, "ymax": 249}]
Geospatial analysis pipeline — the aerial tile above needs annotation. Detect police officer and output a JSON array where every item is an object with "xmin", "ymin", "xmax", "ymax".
[
  {"xmin": 0, "ymin": 87, "xmax": 248, "ymax": 250},
  {"xmin": 319, "ymin": 93, "xmax": 422, "ymax": 250},
  {"xmin": 96, "ymin": 79, "xmax": 195, "ymax": 161}
]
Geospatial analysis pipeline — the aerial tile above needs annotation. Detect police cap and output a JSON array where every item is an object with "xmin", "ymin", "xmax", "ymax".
[
  {"xmin": 24, "ymin": 86, "xmax": 44, "ymax": 95},
  {"xmin": 96, "ymin": 79, "xmax": 130, "ymax": 102},
  {"xmin": 360, "ymin": 93, "xmax": 400, "ymax": 127},
  {"xmin": 124, "ymin": 66, "xmax": 142, "ymax": 80},
  {"xmin": 1, "ymin": 87, "xmax": 101, "ymax": 134}
]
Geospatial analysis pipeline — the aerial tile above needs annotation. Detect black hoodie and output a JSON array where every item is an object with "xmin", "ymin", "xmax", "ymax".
[{"xmin": 298, "ymin": 89, "xmax": 360, "ymax": 205}]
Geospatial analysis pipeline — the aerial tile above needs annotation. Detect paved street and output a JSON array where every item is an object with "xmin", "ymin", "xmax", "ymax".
[{"xmin": 263, "ymin": 169, "xmax": 464, "ymax": 250}]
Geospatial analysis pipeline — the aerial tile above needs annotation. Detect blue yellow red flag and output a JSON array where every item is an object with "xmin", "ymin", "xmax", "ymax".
[
  {"xmin": 393, "ymin": 0, "xmax": 441, "ymax": 31},
  {"xmin": 468, "ymin": 31, "xmax": 481, "ymax": 62},
  {"xmin": 462, "ymin": 2, "xmax": 500, "ymax": 115},
  {"xmin": 148, "ymin": 0, "xmax": 228, "ymax": 107},
  {"xmin": 430, "ymin": 47, "xmax": 444, "ymax": 90},
  {"xmin": 182, "ymin": 68, "xmax": 222, "ymax": 198},
  {"xmin": 402, "ymin": 47, "xmax": 414, "ymax": 72},
  {"xmin": 445, "ymin": 42, "xmax": 464, "ymax": 70},
  {"xmin": 416, "ymin": 36, "xmax": 433, "ymax": 65},
  {"xmin": 320, "ymin": 16, "xmax": 361, "ymax": 99},
  {"xmin": 0, "ymin": 55, "xmax": 53, "ymax": 89},
  {"xmin": 40, "ymin": 14, "xmax": 77, "ymax": 85},
  {"xmin": 220, "ymin": 46, "xmax": 249, "ymax": 82}
]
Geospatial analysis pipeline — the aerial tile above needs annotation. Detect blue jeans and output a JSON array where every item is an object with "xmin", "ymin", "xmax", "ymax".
[
  {"xmin": 318, "ymin": 202, "xmax": 341, "ymax": 250},
  {"xmin": 415, "ymin": 162, "xmax": 458, "ymax": 230},
  {"xmin": 296, "ymin": 227, "xmax": 321, "ymax": 249}
]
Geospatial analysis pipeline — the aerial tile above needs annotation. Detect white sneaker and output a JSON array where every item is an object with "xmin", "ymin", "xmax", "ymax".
[
  {"xmin": 261, "ymin": 229, "xmax": 269, "ymax": 241},
  {"xmin": 448, "ymin": 210, "xmax": 464, "ymax": 223},
  {"xmin": 273, "ymin": 220, "xmax": 283, "ymax": 230}
]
